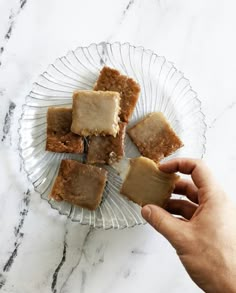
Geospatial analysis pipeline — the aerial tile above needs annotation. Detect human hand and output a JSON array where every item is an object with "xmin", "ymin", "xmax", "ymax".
[{"xmin": 141, "ymin": 158, "xmax": 236, "ymax": 293}]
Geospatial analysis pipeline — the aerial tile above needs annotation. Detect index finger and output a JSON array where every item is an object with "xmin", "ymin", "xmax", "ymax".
[{"xmin": 159, "ymin": 158, "xmax": 215, "ymax": 189}]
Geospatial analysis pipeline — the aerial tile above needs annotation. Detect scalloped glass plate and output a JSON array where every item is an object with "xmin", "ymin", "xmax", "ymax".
[{"xmin": 18, "ymin": 42, "xmax": 206, "ymax": 229}]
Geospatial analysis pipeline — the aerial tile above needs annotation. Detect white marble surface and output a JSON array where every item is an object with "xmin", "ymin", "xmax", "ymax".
[{"xmin": 0, "ymin": 0, "xmax": 236, "ymax": 292}]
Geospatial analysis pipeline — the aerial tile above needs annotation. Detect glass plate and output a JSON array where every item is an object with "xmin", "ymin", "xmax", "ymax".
[{"xmin": 18, "ymin": 42, "xmax": 206, "ymax": 229}]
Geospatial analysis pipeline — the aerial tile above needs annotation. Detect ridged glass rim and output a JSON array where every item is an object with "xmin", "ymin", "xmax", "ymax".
[{"xmin": 18, "ymin": 41, "xmax": 207, "ymax": 229}]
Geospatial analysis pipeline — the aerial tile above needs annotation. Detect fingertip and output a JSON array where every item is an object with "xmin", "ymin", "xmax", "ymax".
[
  {"xmin": 158, "ymin": 162, "xmax": 170, "ymax": 172},
  {"xmin": 159, "ymin": 158, "xmax": 179, "ymax": 173},
  {"xmin": 142, "ymin": 204, "xmax": 168, "ymax": 228},
  {"xmin": 141, "ymin": 205, "xmax": 151, "ymax": 221}
]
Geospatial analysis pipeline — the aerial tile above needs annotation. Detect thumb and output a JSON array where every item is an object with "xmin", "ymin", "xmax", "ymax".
[{"xmin": 142, "ymin": 205, "xmax": 188, "ymax": 249}]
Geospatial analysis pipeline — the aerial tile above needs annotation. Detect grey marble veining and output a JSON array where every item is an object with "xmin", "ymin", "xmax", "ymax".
[{"xmin": 0, "ymin": 0, "xmax": 235, "ymax": 292}]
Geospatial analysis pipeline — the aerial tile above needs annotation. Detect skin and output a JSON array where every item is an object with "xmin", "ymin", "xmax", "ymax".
[{"xmin": 141, "ymin": 158, "xmax": 236, "ymax": 293}]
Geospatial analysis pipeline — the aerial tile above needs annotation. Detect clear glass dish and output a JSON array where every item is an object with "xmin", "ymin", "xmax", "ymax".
[{"xmin": 18, "ymin": 42, "xmax": 206, "ymax": 229}]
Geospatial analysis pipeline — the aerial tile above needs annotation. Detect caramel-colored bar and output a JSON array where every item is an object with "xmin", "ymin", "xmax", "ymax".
[
  {"xmin": 46, "ymin": 107, "xmax": 84, "ymax": 153},
  {"xmin": 94, "ymin": 67, "xmax": 140, "ymax": 122},
  {"xmin": 50, "ymin": 160, "xmax": 107, "ymax": 210},
  {"xmin": 71, "ymin": 90, "xmax": 120, "ymax": 137},
  {"xmin": 128, "ymin": 112, "xmax": 183, "ymax": 162},
  {"xmin": 87, "ymin": 122, "xmax": 127, "ymax": 165},
  {"xmin": 120, "ymin": 157, "xmax": 179, "ymax": 207}
]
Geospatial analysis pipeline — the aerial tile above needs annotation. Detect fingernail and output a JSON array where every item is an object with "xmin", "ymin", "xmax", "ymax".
[{"xmin": 142, "ymin": 206, "xmax": 151, "ymax": 220}]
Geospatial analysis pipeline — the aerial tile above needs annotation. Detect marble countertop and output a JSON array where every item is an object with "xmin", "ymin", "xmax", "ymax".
[{"xmin": 0, "ymin": 0, "xmax": 235, "ymax": 292}]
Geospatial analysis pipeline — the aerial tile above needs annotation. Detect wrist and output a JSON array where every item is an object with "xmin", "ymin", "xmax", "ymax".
[{"xmin": 208, "ymin": 268, "xmax": 236, "ymax": 293}]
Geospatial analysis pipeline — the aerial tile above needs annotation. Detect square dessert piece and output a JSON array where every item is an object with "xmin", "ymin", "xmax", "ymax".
[
  {"xmin": 94, "ymin": 66, "xmax": 140, "ymax": 122},
  {"xmin": 87, "ymin": 122, "xmax": 127, "ymax": 165},
  {"xmin": 50, "ymin": 159, "xmax": 107, "ymax": 210},
  {"xmin": 120, "ymin": 157, "xmax": 179, "ymax": 207},
  {"xmin": 46, "ymin": 107, "xmax": 84, "ymax": 153},
  {"xmin": 128, "ymin": 112, "xmax": 183, "ymax": 162},
  {"xmin": 71, "ymin": 90, "xmax": 120, "ymax": 137}
]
